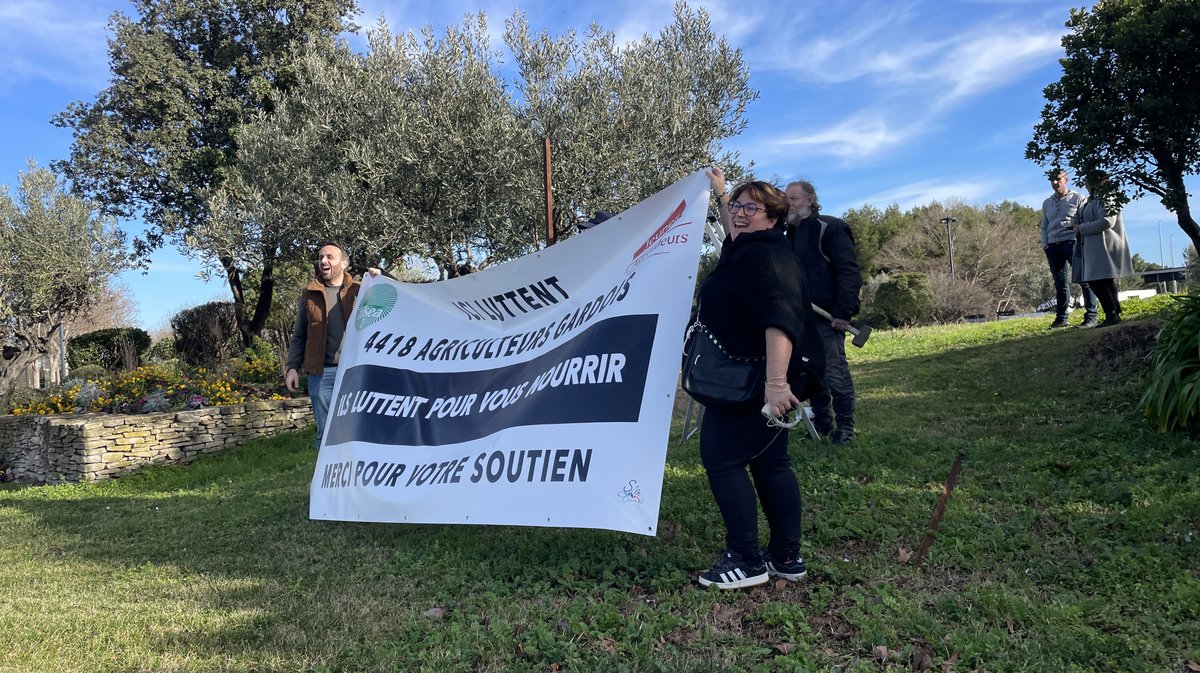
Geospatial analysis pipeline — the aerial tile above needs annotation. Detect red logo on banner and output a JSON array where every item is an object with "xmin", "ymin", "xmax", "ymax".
[{"xmin": 630, "ymin": 200, "xmax": 688, "ymax": 269}]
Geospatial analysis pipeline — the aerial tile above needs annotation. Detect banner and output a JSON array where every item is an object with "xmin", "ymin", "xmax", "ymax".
[{"xmin": 309, "ymin": 170, "xmax": 711, "ymax": 535}]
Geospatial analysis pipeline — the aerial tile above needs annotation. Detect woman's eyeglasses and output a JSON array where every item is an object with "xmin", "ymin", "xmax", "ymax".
[{"xmin": 727, "ymin": 201, "xmax": 765, "ymax": 215}]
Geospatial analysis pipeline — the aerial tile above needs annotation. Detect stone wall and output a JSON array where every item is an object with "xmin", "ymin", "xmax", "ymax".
[{"xmin": 0, "ymin": 399, "xmax": 312, "ymax": 485}]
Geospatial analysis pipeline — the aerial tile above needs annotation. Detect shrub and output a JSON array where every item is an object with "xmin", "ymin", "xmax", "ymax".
[
  {"xmin": 235, "ymin": 336, "xmax": 283, "ymax": 385},
  {"xmin": 3, "ymin": 359, "xmax": 293, "ymax": 417},
  {"xmin": 4, "ymin": 387, "xmax": 49, "ymax": 415},
  {"xmin": 1140, "ymin": 291, "xmax": 1200, "ymax": 433},
  {"xmin": 6, "ymin": 383, "xmax": 83, "ymax": 416},
  {"xmin": 72, "ymin": 380, "xmax": 105, "ymax": 409},
  {"xmin": 171, "ymin": 302, "xmax": 240, "ymax": 367},
  {"xmin": 927, "ymin": 273, "xmax": 993, "ymax": 323},
  {"xmin": 1121, "ymin": 293, "xmax": 1177, "ymax": 319},
  {"xmin": 856, "ymin": 272, "xmax": 889, "ymax": 328},
  {"xmin": 145, "ymin": 337, "xmax": 178, "ymax": 363},
  {"xmin": 67, "ymin": 327, "xmax": 151, "ymax": 371},
  {"xmin": 874, "ymin": 272, "xmax": 934, "ymax": 327},
  {"xmin": 67, "ymin": 364, "xmax": 107, "ymax": 382}
]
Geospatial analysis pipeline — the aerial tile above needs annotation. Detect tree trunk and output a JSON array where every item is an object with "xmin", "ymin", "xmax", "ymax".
[
  {"xmin": 0, "ymin": 341, "xmax": 48, "ymax": 401},
  {"xmin": 1161, "ymin": 165, "xmax": 1200, "ymax": 255},
  {"xmin": 220, "ymin": 255, "xmax": 251, "ymax": 348},
  {"xmin": 247, "ymin": 249, "xmax": 277, "ymax": 342}
]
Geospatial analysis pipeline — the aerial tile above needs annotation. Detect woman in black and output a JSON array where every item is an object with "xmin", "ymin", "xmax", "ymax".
[{"xmin": 694, "ymin": 169, "xmax": 823, "ymax": 590}]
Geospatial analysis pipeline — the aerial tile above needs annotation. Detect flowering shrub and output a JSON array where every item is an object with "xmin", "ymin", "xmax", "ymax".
[{"xmin": 5, "ymin": 356, "xmax": 292, "ymax": 417}]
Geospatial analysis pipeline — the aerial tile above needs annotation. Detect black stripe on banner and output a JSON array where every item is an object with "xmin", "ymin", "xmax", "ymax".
[{"xmin": 324, "ymin": 314, "xmax": 657, "ymax": 447}]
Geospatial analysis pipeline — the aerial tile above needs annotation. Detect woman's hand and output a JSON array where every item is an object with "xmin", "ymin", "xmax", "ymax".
[
  {"xmin": 764, "ymin": 385, "xmax": 800, "ymax": 418},
  {"xmin": 707, "ymin": 166, "xmax": 726, "ymax": 195}
]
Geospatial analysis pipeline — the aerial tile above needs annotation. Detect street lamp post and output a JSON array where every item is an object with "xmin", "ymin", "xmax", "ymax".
[{"xmin": 939, "ymin": 217, "xmax": 958, "ymax": 277}]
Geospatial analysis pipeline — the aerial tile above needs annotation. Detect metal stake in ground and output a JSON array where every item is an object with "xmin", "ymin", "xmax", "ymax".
[{"xmin": 913, "ymin": 451, "xmax": 967, "ymax": 568}]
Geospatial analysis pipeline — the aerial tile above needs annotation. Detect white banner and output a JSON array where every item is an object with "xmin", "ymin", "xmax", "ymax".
[{"xmin": 308, "ymin": 170, "xmax": 710, "ymax": 535}]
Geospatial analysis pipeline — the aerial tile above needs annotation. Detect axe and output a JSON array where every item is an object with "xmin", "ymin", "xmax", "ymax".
[{"xmin": 810, "ymin": 304, "xmax": 872, "ymax": 348}]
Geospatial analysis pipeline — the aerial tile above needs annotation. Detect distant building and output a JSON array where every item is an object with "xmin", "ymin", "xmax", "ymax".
[{"xmin": 1140, "ymin": 266, "xmax": 1187, "ymax": 294}]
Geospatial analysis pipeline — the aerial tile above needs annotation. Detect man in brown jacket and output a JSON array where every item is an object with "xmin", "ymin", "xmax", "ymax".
[{"xmin": 285, "ymin": 241, "xmax": 361, "ymax": 447}]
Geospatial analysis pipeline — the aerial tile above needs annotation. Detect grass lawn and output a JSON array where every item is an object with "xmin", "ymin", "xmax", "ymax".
[{"xmin": 1, "ymin": 315, "xmax": 1197, "ymax": 672}]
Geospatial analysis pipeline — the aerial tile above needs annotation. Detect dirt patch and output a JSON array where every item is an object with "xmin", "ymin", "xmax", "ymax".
[
  {"xmin": 1076, "ymin": 318, "xmax": 1160, "ymax": 371},
  {"xmin": 825, "ymin": 536, "xmax": 880, "ymax": 564}
]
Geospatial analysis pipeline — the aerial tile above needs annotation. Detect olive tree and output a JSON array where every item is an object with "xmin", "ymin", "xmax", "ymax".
[
  {"xmin": 221, "ymin": 1, "xmax": 756, "ymax": 279},
  {"xmin": 506, "ymin": 1, "xmax": 755, "ymax": 237},
  {"xmin": 219, "ymin": 14, "xmax": 530, "ymax": 280},
  {"xmin": 1027, "ymin": 0, "xmax": 1200, "ymax": 253},
  {"xmin": 0, "ymin": 164, "xmax": 127, "ymax": 398},
  {"xmin": 53, "ymin": 0, "xmax": 359, "ymax": 345}
]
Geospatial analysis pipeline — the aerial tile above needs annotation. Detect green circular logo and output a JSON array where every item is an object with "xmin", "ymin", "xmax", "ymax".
[{"xmin": 355, "ymin": 284, "xmax": 399, "ymax": 330}]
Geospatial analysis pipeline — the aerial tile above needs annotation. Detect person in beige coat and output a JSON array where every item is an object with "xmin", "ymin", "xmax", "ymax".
[{"xmin": 1073, "ymin": 175, "xmax": 1134, "ymax": 327}]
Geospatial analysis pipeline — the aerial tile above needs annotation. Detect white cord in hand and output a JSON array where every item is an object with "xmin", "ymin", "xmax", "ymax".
[{"xmin": 760, "ymin": 402, "xmax": 803, "ymax": 429}]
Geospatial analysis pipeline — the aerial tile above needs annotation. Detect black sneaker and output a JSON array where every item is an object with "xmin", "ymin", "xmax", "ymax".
[
  {"xmin": 831, "ymin": 428, "xmax": 854, "ymax": 445},
  {"xmin": 1077, "ymin": 317, "xmax": 1100, "ymax": 328},
  {"xmin": 1098, "ymin": 315, "xmax": 1121, "ymax": 327},
  {"xmin": 1048, "ymin": 318, "xmax": 1070, "ymax": 329},
  {"xmin": 697, "ymin": 549, "xmax": 768, "ymax": 590},
  {"xmin": 763, "ymin": 550, "xmax": 807, "ymax": 581}
]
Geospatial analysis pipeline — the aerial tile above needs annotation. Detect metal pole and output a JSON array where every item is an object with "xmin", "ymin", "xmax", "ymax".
[
  {"xmin": 59, "ymin": 324, "xmax": 67, "ymax": 382},
  {"xmin": 543, "ymin": 136, "xmax": 555, "ymax": 247},
  {"xmin": 947, "ymin": 220, "xmax": 955, "ymax": 278},
  {"xmin": 940, "ymin": 217, "xmax": 957, "ymax": 278},
  {"xmin": 1158, "ymin": 220, "xmax": 1165, "ymax": 266}
]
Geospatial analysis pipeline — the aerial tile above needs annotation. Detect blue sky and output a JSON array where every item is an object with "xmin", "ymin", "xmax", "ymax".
[{"xmin": 1, "ymin": 0, "xmax": 1194, "ymax": 329}]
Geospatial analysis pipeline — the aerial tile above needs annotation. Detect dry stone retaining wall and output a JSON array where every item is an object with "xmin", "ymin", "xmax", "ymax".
[{"xmin": 0, "ymin": 399, "xmax": 312, "ymax": 485}]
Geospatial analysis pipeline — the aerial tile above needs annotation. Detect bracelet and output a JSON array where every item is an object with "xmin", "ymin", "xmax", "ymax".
[
  {"xmin": 765, "ymin": 382, "xmax": 791, "ymax": 392},
  {"xmin": 713, "ymin": 191, "xmax": 726, "ymax": 200},
  {"xmin": 766, "ymin": 375, "xmax": 787, "ymax": 382}
]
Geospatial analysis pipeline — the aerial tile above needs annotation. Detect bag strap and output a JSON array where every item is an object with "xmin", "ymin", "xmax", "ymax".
[{"xmin": 692, "ymin": 322, "xmax": 765, "ymax": 363}]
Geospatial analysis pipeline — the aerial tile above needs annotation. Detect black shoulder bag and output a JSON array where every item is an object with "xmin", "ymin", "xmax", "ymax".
[{"xmin": 680, "ymin": 319, "xmax": 765, "ymax": 410}]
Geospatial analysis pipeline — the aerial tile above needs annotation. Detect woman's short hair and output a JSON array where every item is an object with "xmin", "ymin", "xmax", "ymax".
[{"xmin": 730, "ymin": 181, "xmax": 789, "ymax": 227}]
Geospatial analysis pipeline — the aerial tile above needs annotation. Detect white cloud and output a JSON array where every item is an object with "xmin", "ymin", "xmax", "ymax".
[
  {"xmin": 738, "ymin": 2, "xmax": 1068, "ymax": 165},
  {"xmin": 0, "ymin": 1, "xmax": 114, "ymax": 89},
  {"xmin": 853, "ymin": 177, "xmax": 996, "ymax": 211},
  {"xmin": 770, "ymin": 112, "xmax": 920, "ymax": 162},
  {"xmin": 929, "ymin": 29, "xmax": 1062, "ymax": 108}
]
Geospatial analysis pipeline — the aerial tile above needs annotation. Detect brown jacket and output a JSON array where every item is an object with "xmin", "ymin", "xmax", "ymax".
[{"xmin": 286, "ymin": 276, "xmax": 361, "ymax": 375}]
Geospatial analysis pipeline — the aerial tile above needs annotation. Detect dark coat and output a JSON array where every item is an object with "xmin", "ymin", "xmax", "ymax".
[
  {"xmin": 786, "ymin": 213, "xmax": 862, "ymax": 320},
  {"xmin": 697, "ymin": 228, "xmax": 825, "ymax": 398}
]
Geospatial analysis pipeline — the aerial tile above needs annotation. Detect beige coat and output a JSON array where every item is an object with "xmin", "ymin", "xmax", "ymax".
[{"xmin": 1075, "ymin": 198, "xmax": 1134, "ymax": 282}]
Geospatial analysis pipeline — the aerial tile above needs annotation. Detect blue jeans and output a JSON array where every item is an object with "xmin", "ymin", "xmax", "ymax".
[
  {"xmin": 809, "ymin": 320, "xmax": 855, "ymax": 435},
  {"xmin": 1044, "ymin": 241, "xmax": 1097, "ymax": 321},
  {"xmin": 307, "ymin": 366, "xmax": 338, "ymax": 448}
]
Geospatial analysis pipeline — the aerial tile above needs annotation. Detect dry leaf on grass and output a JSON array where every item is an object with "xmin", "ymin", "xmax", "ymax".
[
  {"xmin": 898, "ymin": 546, "xmax": 913, "ymax": 563},
  {"xmin": 772, "ymin": 642, "xmax": 795, "ymax": 655},
  {"xmin": 422, "ymin": 606, "xmax": 446, "ymax": 619},
  {"xmin": 1186, "ymin": 660, "xmax": 1200, "ymax": 672},
  {"xmin": 872, "ymin": 645, "xmax": 890, "ymax": 660}
]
